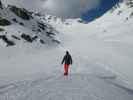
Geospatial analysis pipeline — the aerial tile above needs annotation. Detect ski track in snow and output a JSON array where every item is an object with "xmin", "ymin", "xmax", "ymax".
[{"xmin": 0, "ymin": 73, "xmax": 133, "ymax": 100}]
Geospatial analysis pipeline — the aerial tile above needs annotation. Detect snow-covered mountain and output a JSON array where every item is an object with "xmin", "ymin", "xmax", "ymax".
[
  {"xmin": 1, "ymin": 0, "xmax": 133, "ymax": 100},
  {"xmin": 53, "ymin": 0, "xmax": 133, "ymax": 84},
  {"xmin": 44, "ymin": 0, "xmax": 133, "ymax": 88},
  {"xmin": 0, "ymin": 1, "xmax": 60, "ymax": 47}
]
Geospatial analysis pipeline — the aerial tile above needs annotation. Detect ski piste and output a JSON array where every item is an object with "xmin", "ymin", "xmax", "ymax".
[{"xmin": 1, "ymin": 0, "xmax": 133, "ymax": 100}]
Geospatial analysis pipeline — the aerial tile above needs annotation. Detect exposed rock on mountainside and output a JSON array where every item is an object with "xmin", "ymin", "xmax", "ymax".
[
  {"xmin": 0, "ymin": 0, "xmax": 2, "ymax": 9},
  {"xmin": 0, "ymin": 17, "xmax": 11, "ymax": 26},
  {"xmin": 9, "ymin": 5, "xmax": 32, "ymax": 20},
  {"xmin": 0, "ymin": 3, "xmax": 60, "ymax": 47}
]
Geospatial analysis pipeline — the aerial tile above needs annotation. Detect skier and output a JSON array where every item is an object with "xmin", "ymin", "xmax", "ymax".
[{"xmin": 62, "ymin": 51, "xmax": 72, "ymax": 76}]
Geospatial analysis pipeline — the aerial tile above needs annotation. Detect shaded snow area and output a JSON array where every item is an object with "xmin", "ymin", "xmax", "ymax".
[
  {"xmin": 1, "ymin": 73, "xmax": 133, "ymax": 100},
  {"xmin": 1, "ymin": 1, "xmax": 133, "ymax": 100}
]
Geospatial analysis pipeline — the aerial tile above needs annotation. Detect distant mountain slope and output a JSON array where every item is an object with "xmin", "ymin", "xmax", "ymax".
[{"xmin": 0, "ymin": 1, "xmax": 60, "ymax": 47}]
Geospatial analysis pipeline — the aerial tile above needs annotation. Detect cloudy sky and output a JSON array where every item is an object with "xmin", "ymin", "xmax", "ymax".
[
  {"xmin": 1, "ymin": 0, "xmax": 119, "ymax": 20},
  {"xmin": 2, "ymin": 0, "xmax": 101, "ymax": 18},
  {"xmin": 43, "ymin": 0, "xmax": 101, "ymax": 18}
]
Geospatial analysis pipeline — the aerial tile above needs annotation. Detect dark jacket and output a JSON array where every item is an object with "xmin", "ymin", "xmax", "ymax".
[{"xmin": 62, "ymin": 54, "xmax": 72, "ymax": 65}]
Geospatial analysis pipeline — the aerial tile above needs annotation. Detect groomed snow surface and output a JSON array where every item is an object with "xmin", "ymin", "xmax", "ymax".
[{"xmin": 0, "ymin": 45, "xmax": 133, "ymax": 100}]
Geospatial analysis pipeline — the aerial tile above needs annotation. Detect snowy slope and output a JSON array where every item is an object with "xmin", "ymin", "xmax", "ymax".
[
  {"xmin": 0, "ymin": 4, "xmax": 61, "ymax": 86},
  {"xmin": 1, "ymin": 73, "xmax": 133, "ymax": 100},
  {"xmin": 0, "ymin": 0, "xmax": 133, "ymax": 100},
  {"xmin": 0, "ymin": 3, "xmax": 59, "ymax": 47},
  {"xmin": 47, "ymin": 0, "xmax": 133, "ymax": 86}
]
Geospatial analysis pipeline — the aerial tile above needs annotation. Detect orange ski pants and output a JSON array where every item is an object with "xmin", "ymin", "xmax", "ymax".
[{"xmin": 64, "ymin": 64, "xmax": 70, "ymax": 75}]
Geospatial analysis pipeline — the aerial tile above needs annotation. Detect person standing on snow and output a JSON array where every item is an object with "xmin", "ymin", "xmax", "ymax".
[{"xmin": 62, "ymin": 51, "xmax": 73, "ymax": 76}]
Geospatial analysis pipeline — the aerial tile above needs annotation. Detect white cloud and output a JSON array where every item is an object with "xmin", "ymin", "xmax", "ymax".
[
  {"xmin": 43, "ymin": 0, "xmax": 101, "ymax": 18},
  {"xmin": 1, "ymin": 0, "xmax": 101, "ymax": 18}
]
